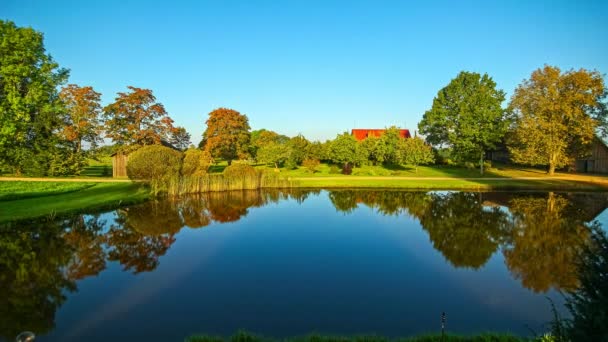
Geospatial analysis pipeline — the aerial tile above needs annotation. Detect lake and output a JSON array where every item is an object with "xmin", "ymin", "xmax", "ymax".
[{"xmin": 1, "ymin": 189, "xmax": 607, "ymax": 342}]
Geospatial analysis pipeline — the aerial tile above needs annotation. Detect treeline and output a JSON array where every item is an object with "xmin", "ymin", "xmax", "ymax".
[{"xmin": 1, "ymin": 19, "xmax": 607, "ymax": 177}]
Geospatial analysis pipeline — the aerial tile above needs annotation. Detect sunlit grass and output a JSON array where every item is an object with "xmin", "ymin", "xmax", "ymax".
[
  {"xmin": 0, "ymin": 182, "xmax": 149, "ymax": 222},
  {"xmin": 0, "ymin": 181, "xmax": 96, "ymax": 201}
]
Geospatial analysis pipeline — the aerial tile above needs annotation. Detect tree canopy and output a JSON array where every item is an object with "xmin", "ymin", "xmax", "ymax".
[
  {"xmin": 418, "ymin": 71, "xmax": 508, "ymax": 174},
  {"xmin": 202, "ymin": 108, "xmax": 251, "ymax": 163},
  {"xmin": 103, "ymin": 86, "xmax": 175, "ymax": 147},
  {"xmin": 507, "ymin": 66, "xmax": 606, "ymax": 175},
  {"xmin": 0, "ymin": 20, "xmax": 69, "ymax": 175}
]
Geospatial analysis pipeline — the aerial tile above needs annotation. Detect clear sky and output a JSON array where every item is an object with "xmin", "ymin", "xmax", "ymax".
[{"xmin": 3, "ymin": 0, "xmax": 608, "ymax": 144}]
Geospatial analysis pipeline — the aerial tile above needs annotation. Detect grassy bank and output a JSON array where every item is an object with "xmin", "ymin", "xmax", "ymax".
[
  {"xmin": 293, "ymin": 176, "xmax": 608, "ymax": 191},
  {"xmin": 0, "ymin": 181, "xmax": 149, "ymax": 222},
  {"xmin": 186, "ymin": 331, "xmax": 534, "ymax": 342}
]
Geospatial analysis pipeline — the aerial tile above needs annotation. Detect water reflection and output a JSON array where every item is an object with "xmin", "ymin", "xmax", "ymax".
[{"xmin": 0, "ymin": 189, "xmax": 606, "ymax": 340}]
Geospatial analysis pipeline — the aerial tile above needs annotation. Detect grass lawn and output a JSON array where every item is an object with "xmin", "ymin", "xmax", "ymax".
[
  {"xmin": 0, "ymin": 181, "xmax": 97, "ymax": 201},
  {"xmin": 0, "ymin": 182, "xmax": 150, "ymax": 222}
]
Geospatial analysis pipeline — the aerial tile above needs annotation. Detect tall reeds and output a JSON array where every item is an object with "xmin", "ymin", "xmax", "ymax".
[{"xmin": 166, "ymin": 170, "xmax": 295, "ymax": 196}]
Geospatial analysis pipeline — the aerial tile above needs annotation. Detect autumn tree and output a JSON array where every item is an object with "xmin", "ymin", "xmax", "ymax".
[
  {"xmin": 103, "ymin": 86, "xmax": 175, "ymax": 147},
  {"xmin": 508, "ymin": 66, "xmax": 606, "ymax": 175},
  {"xmin": 398, "ymin": 136, "xmax": 435, "ymax": 172},
  {"xmin": 419, "ymin": 71, "xmax": 508, "ymax": 174},
  {"xmin": 169, "ymin": 126, "xmax": 192, "ymax": 151},
  {"xmin": 0, "ymin": 20, "xmax": 69, "ymax": 175},
  {"xmin": 59, "ymin": 84, "xmax": 103, "ymax": 153},
  {"xmin": 202, "ymin": 108, "xmax": 251, "ymax": 164}
]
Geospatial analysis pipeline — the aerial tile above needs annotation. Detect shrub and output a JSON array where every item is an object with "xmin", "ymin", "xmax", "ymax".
[
  {"xmin": 483, "ymin": 160, "xmax": 492, "ymax": 170},
  {"xmin": 302, "ymin": 158, "xmax": 320, "ymax": 173},
  {"xmin": 181, "ymin": 148, "xmax": 212, "ymax": 177},
  {"xmin": 329, "ymin": 165, "xmax": 341, "ymax": 174},
  {"xmin": 463, "ymin": 161, "xmax": 475, "ymax": 169},
  {"xmin": 126, "ymin": 145, "xmax": 182, "ymax": 194},
  {"xmin": 223, "ymin": 162, "xmax": 257, "ymax": 178}
]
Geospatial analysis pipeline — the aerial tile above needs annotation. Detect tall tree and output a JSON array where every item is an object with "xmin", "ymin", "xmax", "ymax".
[
  {"xmin": 103, "ymin": 86, "xmax": 174, "ymax": 147},
  {"xmin": 0, "ymin": 20, "xmax": 69, "ymax": 175},
  {"xmin": 169, "ymin": 126, "xmax": 191, "ymax": 151},
  {"xmin": 508, "ymin": 66, "xmax": 605, "ymax": 175},
  {"xmin": 59, "ymin": 84, "xmax": 103, "ymax": 153},
  {"xmin": 418, "ymin": 71, "xmax": 508, "ymax": 174},
  {"xmin": 257, "ymin": 141, "xmax": 292, "ymax": 170},
  {"xmin": 202, "ymin": 108, "xmax": 251, "ymax": 163},
  {"xmin": 329, "ymin": 132, "xmax": 362, "ymax": 168}
]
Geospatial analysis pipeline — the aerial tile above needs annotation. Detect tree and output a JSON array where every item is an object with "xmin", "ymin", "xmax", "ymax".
[
  {"xmin": 181, "ymin": 148, "xmax": 212, "ymax": 177},
  {"xmin": 0, "ymin": 20, "xmax": 69, "ymax": 175},
  {"xmin": 59, "ymin": 84, "xmax": 103, "ymax": 153},
  {"xmin": 507, "ymin": 66, "xmax": 605, "ymax": 175},
  {"xmin": 374, "ymin": 126, "xmax": 402, "ymax": 165},
  {"xmin": 169, "ymin": 126, "xmax": 191, "ymax": 151},
  {"xmin": 202, "ymin": 108, "xmax": 251, "ymax": 164},
  {"xmin": 418, "ymin": 71, "xmax": 508, "ymax": 174},
  {"xmin": 329, "ymin": 132, "xmax": 361, "ymax": 169},
  {"xmin": 398, "ymin": 136, "xmax": 435, "ymax": 172},
  {"xmin": 249, "ymin": 129, "xmax": 288, "ymax": 160},
  {"xmin": 103, "ymin": 86, "xmax": 175, "ymax": 147},
  {"xmin": 257, "ymin": 141, "xmax": 292, "ymax": 170},
  {"xmin": 286, "ymin": 134, "xmax": 311, "ymax": 168}
]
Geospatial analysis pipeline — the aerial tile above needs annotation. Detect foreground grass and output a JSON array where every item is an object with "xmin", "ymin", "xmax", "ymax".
[
  {"xmin": 186, "ymin": 331, "xmax": 533, "ymax": 342},
  {"xmin": 0, "ymin": 181, "xmax": 96, "ymax": 201},
  {"xmin": 0, "ymin": 182, "xmax": 149, "ymax": 222}
]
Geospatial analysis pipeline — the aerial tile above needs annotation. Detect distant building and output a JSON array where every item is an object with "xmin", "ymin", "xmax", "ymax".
[{"xmin": 351, "ymin": 129, "xmax": 411, "ymax": 141}]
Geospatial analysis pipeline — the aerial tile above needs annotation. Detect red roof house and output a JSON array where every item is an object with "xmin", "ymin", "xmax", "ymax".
[{"xmin": 351, "ymin": 129, "xmax": 411, "ymax": 141}]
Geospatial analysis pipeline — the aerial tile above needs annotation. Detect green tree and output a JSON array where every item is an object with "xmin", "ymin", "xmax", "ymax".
[
  {"xmin": 507, "ymin": 66, "xmax": 605, "ymax": 175},
  {"xmin": 286, "ymin": 134, "xmax": 311, "ymax": 168},
  {"xmin": 103, "ymin": 86, "xmax": 175, "ymax": 147},
  {"xmin": 374, "ymin": 126, "xmax": 402, "ymax": 165},
  {"xmin": 329, "ymin": 132, "xmax": 361, "ymax": 168},
  {"xmin": 398, "ymin": 136, "xmax": 435, "ymax": 172},
  {"xmin": 202, "ymin": 108, "xmax": 251, "ymax": 163},
  {"xmin": 256, "ymin": 141, "xmax": 292, "ymax": 170},
  {"xmin": 418, "ymin": 71, "xmax": 508, "ymax": 174},
  {"xmin": 0, "ymin": 20, "xmax": 69, "ymax": 175}
]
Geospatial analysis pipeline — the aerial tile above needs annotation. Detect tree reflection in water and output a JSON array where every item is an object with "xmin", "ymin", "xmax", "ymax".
[{"xmin": 0, "ymin": 188, "xmax": 605, "ymax": 339}]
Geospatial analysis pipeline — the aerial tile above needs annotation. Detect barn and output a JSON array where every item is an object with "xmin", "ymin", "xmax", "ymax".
[
  {"xmin": 576, "ymin": 137, "xmax": 608, "ymax": 174},
  {"xmin": 351, "ymin": 129, "xmax": 411, "ymax": 141}
]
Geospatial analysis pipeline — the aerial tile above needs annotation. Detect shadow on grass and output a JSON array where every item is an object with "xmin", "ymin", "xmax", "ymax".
[{"xmin": 81, "ymin": 165, "xmax": 113, "ymax": 177}]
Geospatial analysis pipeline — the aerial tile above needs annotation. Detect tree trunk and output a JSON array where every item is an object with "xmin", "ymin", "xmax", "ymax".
[
  {"xmin": 479, "ymin": 150, "xmax": 484, "ymax": 175},
  {"xmin": 548, "ymin": 153, "xmax": 556, "ymax": 176},
  {"xmin": 415, "ymin": 164, "xmax": 418, "ymax": 173}
]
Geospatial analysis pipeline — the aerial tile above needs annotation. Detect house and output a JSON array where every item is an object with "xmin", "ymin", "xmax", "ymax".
[
  {"xmin": 575, "ymin": 137, "xmax": 608, "ymax": 174},
  {"xmin": 351, "ymin": 129, "xmax": 411, "ymax": 141}
]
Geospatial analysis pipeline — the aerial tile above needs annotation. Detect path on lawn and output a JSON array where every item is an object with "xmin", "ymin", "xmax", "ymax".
[{"xmin": 0, "ymin": 177, "xmax": 131, "ymax": 183}]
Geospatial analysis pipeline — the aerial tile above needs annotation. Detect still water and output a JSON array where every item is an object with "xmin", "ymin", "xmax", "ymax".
[{"xmin": 1, "ymin": 190, "xmax": 607, "ymax": 342}]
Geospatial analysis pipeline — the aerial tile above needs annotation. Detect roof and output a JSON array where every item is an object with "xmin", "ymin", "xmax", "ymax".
[{"xmin": 351, "ymin": 129, "xmax": 411, "ymax": 141}]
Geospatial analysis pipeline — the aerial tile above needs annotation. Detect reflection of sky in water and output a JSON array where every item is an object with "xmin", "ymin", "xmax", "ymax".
[{"xmin": 21, "ymin": 190, "xmax": 607, "ymax": 341}]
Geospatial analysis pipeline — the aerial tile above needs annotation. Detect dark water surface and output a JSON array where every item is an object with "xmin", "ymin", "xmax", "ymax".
[{"xmin": 2, "ymin": 190, "xmax": 607, "ymax": 342}]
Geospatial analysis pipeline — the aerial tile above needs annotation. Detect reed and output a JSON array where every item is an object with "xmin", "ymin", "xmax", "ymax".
[{"xmin": 167, "ymin": 170, "xmax": 295, "ymax": 196}]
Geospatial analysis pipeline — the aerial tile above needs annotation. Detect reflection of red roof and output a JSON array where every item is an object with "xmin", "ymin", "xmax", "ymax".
[{"xmin": 351, "ymin": 129, "xmax": 411, "ymax": 141}]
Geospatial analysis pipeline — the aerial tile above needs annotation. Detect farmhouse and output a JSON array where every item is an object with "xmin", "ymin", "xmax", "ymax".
[{"xmin": 351, "ymin": 128, "xmax": 411, "ymax": 141}]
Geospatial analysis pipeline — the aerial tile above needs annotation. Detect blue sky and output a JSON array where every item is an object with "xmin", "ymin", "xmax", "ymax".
[{"xmin": 3, "ymin": 0, "xmax": 608, "ymax": 143}]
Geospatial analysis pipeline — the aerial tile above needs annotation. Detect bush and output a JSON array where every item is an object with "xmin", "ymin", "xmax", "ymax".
[
  {"xmin": 463, "ymin": 161, "xmax": 475, "ymax": 169},
  {"xmin": 302, "ymin": 158, "xmax": 320, "ymax": 173},
  {"xmin": 483, "ymin": 160, "xmax": 492, "ymax": 170},
  {"xmin": 181, "ymin": 148, "xmax": 212, "ymax": 177},
  {"xmin": 223, "ymin": 162, "xmax": 257, "ymax": 178},
  {"xmin": 329, "ymin": 165, "xmax": 341, "ymax": 174},
  {"xmin": 126, "ymin": 145, "xmax": 182, "ymax": 194}
]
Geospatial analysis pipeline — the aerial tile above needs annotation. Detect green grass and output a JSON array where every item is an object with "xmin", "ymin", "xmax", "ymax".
[
  {"xmin": 186, "ymin": 331, "xmax": 533, "ymax": 342},
  {"xmin": 0, "ymin": 181, "xmax": 97, "ymax": 201},
  {"xmin": 81, "ymin": 156, "xmax": 113, "ymax": 177},
  {"xmin": 293, "ymin": 177, "xmax": 607, "ymax": 191},
  {"xmin": 0, "ymin": 182, "xmax": 150, "ymax": 222}
]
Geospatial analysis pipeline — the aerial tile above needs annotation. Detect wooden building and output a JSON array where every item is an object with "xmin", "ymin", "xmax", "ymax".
[
  {"xmin": 351, "ymin": 128, "xmax": 411, "ymax": 141},
  {"xmin": 111, "ymin": 151, "xmax": 129, "ymax": 178},
  {"xmin": 576, "ymin": 137, "xmax": 608, "ymax": 174}
]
